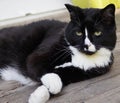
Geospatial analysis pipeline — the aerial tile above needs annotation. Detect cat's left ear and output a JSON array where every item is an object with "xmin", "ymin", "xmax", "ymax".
[
  {"xmin": 102, "ymin": 4, "xmax": 115, "ymax": 16},
  {"xmin": 100, "ymin": 4, "xmax": 115, "ymax": 24}
]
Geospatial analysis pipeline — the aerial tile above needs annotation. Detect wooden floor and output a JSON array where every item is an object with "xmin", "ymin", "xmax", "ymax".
[{"xmin": 0, "ymin": 11, "xmax": 120, "ymax": 103}]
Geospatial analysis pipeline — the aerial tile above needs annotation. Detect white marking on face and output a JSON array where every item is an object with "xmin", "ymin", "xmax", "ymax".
[
  {"xmin": 41, "ymin": 73, "xmax": 62, "ymax": 94},
  {"xmin": 55, "ymin": 46, "xmax": 112, "ymax": 71},
  {"xmin": 84, "ymin": 28, "xmax": 96, "ymax": 52},
  {"xmin": 0, "ymin": 66, "xmax": 36, "ymax": 86},
  {"xmin": 28, "ymin": 85, "xmax": 50, "ymax": 103},
  {"xmin": 85, "ymin": 28, "xmax": 92, "ymax": 46}
]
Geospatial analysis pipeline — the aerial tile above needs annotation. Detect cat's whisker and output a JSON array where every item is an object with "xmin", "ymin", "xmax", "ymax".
[
  {"xmin": 60, "ymin": 51, "xmax": 71, "ymax": 61},
  {"xmin": 55, "ymin": 44, "xmax": 70, "ymax": 52},
  {"xmin": 51, "ymin": 49, "xmax": 70, "ymax": 64},
  {"xmin": 53, "ymin": 48, "xmax": 68, "ymax": 56},
  {"xmin": 51, "ymin": 52, "xmax": 68, "ymax": 64},
  {"xmin": 58, "ymin": 44, "xmax": 69, "ymax": 49}
]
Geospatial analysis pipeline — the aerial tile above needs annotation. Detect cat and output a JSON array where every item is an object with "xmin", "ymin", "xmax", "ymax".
[{"xmin": 0, "ymin": 3, "xmax": 116, "ymax": 103}]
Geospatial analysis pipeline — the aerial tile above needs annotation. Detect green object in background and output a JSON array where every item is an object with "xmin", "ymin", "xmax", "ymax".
[{"xmin": 72, "ymin": 0, "xmax": 120, "ymax": 8}]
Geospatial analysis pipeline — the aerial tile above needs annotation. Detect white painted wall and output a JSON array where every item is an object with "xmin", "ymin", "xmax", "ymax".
[{"xmin": 0, "ymin": 0, "xmax": 71, "ymax": 21}]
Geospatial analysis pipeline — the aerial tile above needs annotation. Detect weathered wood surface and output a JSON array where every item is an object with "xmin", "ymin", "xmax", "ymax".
[{"xmin": 0, "ymin": 11, "xmax": 120, "ymax": 103}]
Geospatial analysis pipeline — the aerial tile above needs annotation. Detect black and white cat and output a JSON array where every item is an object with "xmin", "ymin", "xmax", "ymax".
[{"xmin": 0, "ymin": 4, "xmax": 116, "ymax": 103}]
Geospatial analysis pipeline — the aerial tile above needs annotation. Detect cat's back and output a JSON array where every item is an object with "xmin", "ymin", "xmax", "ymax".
[
  {"xmin": 0, "ymin": 20, "xmax": 67, "ymax": 48},
  {"xmin": 0, "ymin": 20, "xmax": 67, "ymax": 56},
  {"xmin": 0, "ymin": 20, "xmax": 67, "ymax": 40},
  {"xmin": 0, "ymin": 20, "xmax": 67, "ymax": 67}
]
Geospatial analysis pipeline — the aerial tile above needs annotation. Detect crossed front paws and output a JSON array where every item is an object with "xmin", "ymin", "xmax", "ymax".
[{"xmin": 28, "ymin": 73, "xmax": 63, "ymax": 103}]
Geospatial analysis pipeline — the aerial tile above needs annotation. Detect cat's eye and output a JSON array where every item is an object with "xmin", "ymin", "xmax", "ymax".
[
  {"xmin": 76, "ymin": 31, "xmax": 82, "ymax": 36},
  {"xmin": 94, "ymin": 31, "xmax": 102, "ymax": 36}
]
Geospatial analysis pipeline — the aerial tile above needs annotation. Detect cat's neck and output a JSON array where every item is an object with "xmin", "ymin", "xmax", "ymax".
[
  {"xmin": 55, "ymin": 45, "xmax": 113, "ymax": 71},
  {"xmin": 69, "ymin": 46, "xmax": 113, "ymax": 71}
]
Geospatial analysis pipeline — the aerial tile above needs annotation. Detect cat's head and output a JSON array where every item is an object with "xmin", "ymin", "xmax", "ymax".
[{"xmin": 65, "ymin": 4, "xmax": 116, "ymax": 55}]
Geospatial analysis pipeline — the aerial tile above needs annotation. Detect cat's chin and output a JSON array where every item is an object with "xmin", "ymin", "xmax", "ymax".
[{"xmin": 82, "ymin": 51, "xmax": 96, "ymax": 55}]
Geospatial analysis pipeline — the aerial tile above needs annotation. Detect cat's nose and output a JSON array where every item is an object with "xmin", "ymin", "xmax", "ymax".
[
  {"xmin": 85, "ymin": 38, "xmax": 92, "ymax": 47},
  {"xmin": 84, "ymin": 44, "xmax": 96, "ymax": 52},
  {"xmin": 84, "ymin": 45, "xmax": 89, "ymax": 51}
]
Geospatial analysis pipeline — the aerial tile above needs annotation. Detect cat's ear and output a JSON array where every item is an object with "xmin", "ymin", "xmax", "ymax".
[
  {"xmin": 65, "ymin": 4, "xmax": 83, "ymax": 21},
  {"xmin": 65, "ymin": 4, "xmax": 77, "ymax": 20},
  {"xmin": 100, "ymin": 4, "xmax": 115, "ymax": 24},
  {"xmin": 102, "ymin": 4, "xmax": 115, "ymax": 17},
  {"xmin": 65, "ymin": 4, "xmax": 75, "ymax": 13}
]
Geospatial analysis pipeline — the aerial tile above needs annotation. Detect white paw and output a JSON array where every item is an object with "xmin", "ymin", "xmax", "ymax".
[
  {"xmin": 41, "ymin": 73, "xmax": 63, "ymax": 94},
  {"xmin": 28, "ymin": 85, "xmax": 50, "ymax": 103}
]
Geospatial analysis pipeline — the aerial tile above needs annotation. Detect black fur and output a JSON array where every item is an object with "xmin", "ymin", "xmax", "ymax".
[{"xmin": 0, "ymin": 4, "xmax": 116, "ymax": 87}]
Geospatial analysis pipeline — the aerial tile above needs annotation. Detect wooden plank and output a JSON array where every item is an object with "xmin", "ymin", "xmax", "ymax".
[
  {"xmin": 85, "ymin": 86, "xmax": 120, "ymax": 103},
  {"xmin": 47, "ymin": 75, "xmax": 120, "ymax": 103},
  {"xmin": 0, "ymin": 84, "xmax": 37, "ymax": 103}
]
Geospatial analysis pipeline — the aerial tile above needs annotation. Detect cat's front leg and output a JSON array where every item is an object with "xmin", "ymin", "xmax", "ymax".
[
  {"xmin": 41, "ymin": 73, "xmax": 63, "ymax": 94},
  {"xmin": 28, "ymin": 73, "xmax": 63, "ymax": 103},
  {"xmin": 28, "ymin": 85, "xmax": 50, "ymax": 103}
]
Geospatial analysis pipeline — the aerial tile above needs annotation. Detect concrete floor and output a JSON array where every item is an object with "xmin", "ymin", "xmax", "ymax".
[{"xmin": 0, "ymin": 9, "xmax": 120, "ymax": 103}]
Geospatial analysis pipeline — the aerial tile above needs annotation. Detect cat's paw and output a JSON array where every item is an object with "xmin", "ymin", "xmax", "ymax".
[
  {"xmin": 41, "ymin": 73, "xmax": 63, "ymax": 94},
  {"xmin": 28, "ymin": 85, "xmax": 50, "ymax": 103}
]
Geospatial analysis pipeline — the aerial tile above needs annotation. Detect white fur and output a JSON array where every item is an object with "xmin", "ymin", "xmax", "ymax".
[
  {"xmin": 55, "ymin": 62, "xmax": 72, "ymax": 69},
  {"xmin": 29, "ymin": 85, "xmax": 50, "ymax": 103},
  {"xmin": 41, "ymin": 73, "xmax": 62, "ymax": 94},
  {"xmin": 55, "ymin": 46, "xmax": 112, "ymax": 71},
  {"xmin": 85, "ymin": 28, "xmax": 92, "ymax": 46},
  {"xmin": 85, "ymin": 28, "xmax": 96, "ymax": 52},
  {"xmin": 0, "ymin": 66, "xmax": 36, "ymax": 85}
]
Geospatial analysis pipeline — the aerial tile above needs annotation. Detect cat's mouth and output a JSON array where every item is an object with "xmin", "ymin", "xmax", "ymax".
[
  {"xmin": 82, "ymin": 44, "xmax": 97, "ymax": 55},
  {"xmin": 69, "ymin": 46, "xmax": 97, "ymax": 56},
  {"xmin": 70, "ymin": 44, "xmax": 97, "ymax": 55},
  {"xmin": 82, "ymin": 50, "xmax": 96, "ymax": 55},
  {"xmin": 76, "ymin": 45, "xmax": 97, "ymax": 55}
]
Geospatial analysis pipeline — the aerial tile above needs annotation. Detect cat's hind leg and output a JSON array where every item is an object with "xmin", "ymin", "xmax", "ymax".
[{"xmin": 0, "ymin": 66, "xmax": 36, "ymax": 86}]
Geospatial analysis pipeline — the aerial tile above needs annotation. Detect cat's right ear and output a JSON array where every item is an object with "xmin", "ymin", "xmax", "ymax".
[
  {"xmin": 65, "ymin": 4, "xmax": 76, "ymax": 20},
  {"xmin": 65, "ymin": 4, "xmax": 82, "ymax": 21},
  {"xmin": 65, "ymin": 4, "xmax": 75, "ymax": 13}
]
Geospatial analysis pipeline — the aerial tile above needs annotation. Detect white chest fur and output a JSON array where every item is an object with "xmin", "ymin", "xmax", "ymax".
[{"xmin": 55, "ymin": 46, "xmax": 112, "ymax": 71}]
